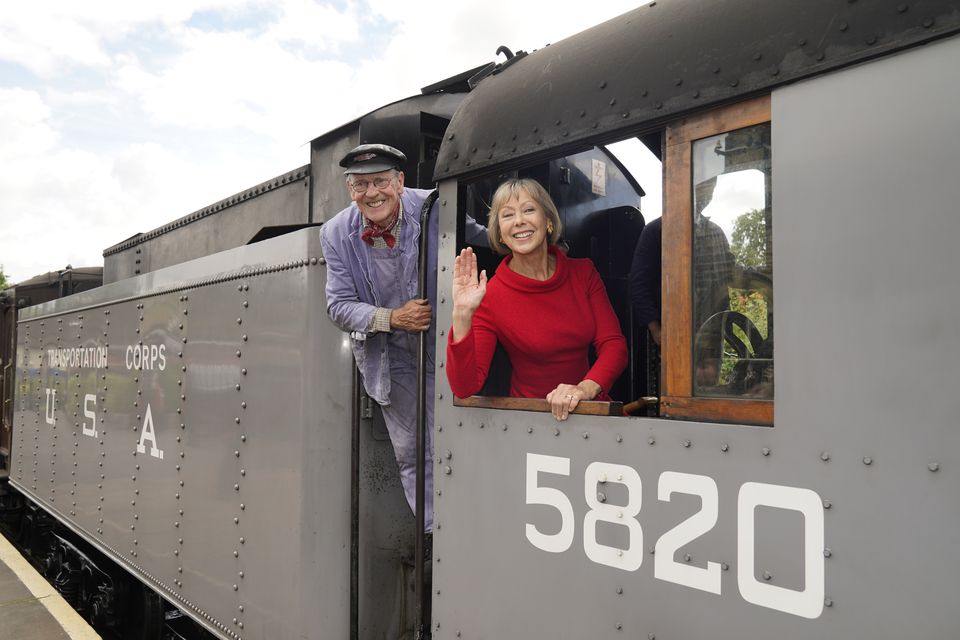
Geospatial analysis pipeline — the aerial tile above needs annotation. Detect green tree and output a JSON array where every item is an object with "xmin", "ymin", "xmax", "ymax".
[
  {"xmin": 0, "ymin": 265, "xmax": 8, "ymax": 290},
  {"xmin": 731, "ymin": 208, "xmax": 767, "ymax": 268}
]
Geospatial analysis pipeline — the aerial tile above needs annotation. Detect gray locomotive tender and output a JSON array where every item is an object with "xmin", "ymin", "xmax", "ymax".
[{"xmin": 4, "ymin": 1, "xmax": 960, "ymax": 639}]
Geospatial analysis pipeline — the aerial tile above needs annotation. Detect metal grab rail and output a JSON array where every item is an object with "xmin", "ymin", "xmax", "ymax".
[{"xmin": 415, "ymin": 189, "xmax": 439, "ymax": 640}]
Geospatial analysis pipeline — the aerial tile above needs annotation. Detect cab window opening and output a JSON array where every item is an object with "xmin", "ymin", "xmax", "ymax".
[{"xmin": 452, "ymin": 137, "xmax": 663, "ymax": 416}]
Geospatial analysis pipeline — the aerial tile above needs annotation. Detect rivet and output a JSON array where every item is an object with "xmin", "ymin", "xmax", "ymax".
[
  {"xmin": 616, "ymin": 623, "xmax": 622, "ymax": 630},
  {"xmin": 762, "ymin": 447, "xmax": 771, "ymax": 456},
  {"xmin": 863, "ymin": 456, "xmax": 872, "ymax": 465},
  {"xmin": 582, "ymin": 432, "xmax": 589, "ymax": 439},
  {"xmin": 720, "ymin": 443, "xmax": 729, "ymax": 452},
  {"xmin": 798, "ymin": 38, "xmax": 807, "ymax": 46},
  {"xmin": 684, "ymin": 554, "xmax": 692, "ymax": 562},
  {"xmin": 753, "ymin": 52, "xmax": 762, "ymax": 61},
  {"xmin": 839, "ymin": 21, "xmax": 848, "ymax": 32},
  {"xmin": 922, "ymin": 17, "xmax": 934, "ymax": 28},
  {"xmin": 823, "ymin": 499, "xmax": 832, "ymax": 509},
  {"xmin": 233, "ymin": 584, "xmax": 238, "ymax": 591},
  {"xmin": 648, "ymin": 436, "xmax": 655, "ymax": 445},
  {"xmin": 721, "ymin": 563, "xmax": 730, "ymax": 571},
  {"xmin": 527, "ymin": 427, "xmax": 533, "ymax": 433},
  {"xmin": 823, "ymin": 548, "xmax": 832, "ymax": 558},
  {"xmin": 816, "ymin": 52, "xmax": 825, "ymax": 61},
  {"xmin": 824, "ymin": 597, "xmax": 833, "ymax": 607},
  {"xmin": 444, "ymin": 466, "xmax": 452, "ymax": 475},
  {"xmin": 763, "ymin": 571, "xmax": 772, "ymax": 581},
  {"xmin": 928, "ymin": 462, "xmax": 939, "ymax": 472},
  {"xmin": 867, "ymin": 35, "xmax": 878, "ymax": 45},
  {"xmin": 682, "ymin": 439, "xmax": 691, "ymax": 448},
  {"xmin": 599, "ymin": 80, "xmax": 607, "ymax": 89}
]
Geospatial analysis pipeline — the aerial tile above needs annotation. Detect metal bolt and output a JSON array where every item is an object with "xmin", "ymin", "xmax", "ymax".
[
  {"xmin": 682, "ymin": 439, "xmax": 691, "ymax": 448},
  {"xmin": 863, "ymin": 456, "xmax": 872, "ymax": 465},
  {"xmin": 763, "ymin": 571, "xmax": 772, "ymax": 581},
  {"xmin": 762, "ymin": 447, "xmax": 771, "ymax": 456},
  {"xmin": 823, "ymin": 548, "xmax": 832, "ymax": 558},
  {"xmin": 821, "ymin": 451, "xmax": 830, "ymax": 461},
  {"xmin": 824, "ymin": 597, "xmax": 833, "ymax": 607},
  {"xmin": 928, "ymin": 462, "xmax": 940, "ymax": 472},
  {"xmin": 444, "ymin": 466, "xmax": 451, "ymax": 475},
  {"xmin": 823, "ymin": 499, "xmax": 832, "ymax": 509},
  {"xmin": 720, "ymin": 443, "xmax": 729, "ymax": 452}
]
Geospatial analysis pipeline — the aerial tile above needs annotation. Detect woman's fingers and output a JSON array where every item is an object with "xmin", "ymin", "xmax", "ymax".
[{"xmin": 547, "ymin": 384, "xmax": 582, "ymax": 421}]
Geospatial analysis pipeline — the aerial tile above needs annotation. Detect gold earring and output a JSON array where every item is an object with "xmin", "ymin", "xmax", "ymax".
[{"xmin": 547, "ymin": 223, "xmax": 554, "ymax": 234}]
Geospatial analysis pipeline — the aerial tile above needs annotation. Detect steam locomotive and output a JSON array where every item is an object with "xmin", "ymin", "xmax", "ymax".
[{"xmin": 3, "ymin": 1, "xmax": 960, "ymax": 638}]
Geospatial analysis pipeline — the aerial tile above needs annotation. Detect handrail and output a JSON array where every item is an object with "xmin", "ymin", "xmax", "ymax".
[
  {"xmin": 453, "ymin": 395, "xmax": 623, "ymax": 416},
  {"xmin": 414, "ymin": 189, "xmax": 439, "ymax": 640}
]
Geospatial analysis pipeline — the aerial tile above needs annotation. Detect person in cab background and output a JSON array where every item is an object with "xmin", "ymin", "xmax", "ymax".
[
  {"xmin": 629, "ymin": 176, "xmax": 734, "ymax": 388},
  {"xmin": 446, "ymin": 178, "xmax": 627, "ymax": 421},
  {"xmin": 320, "ymin": 143, "xmax": 486, "ymax": 533}
]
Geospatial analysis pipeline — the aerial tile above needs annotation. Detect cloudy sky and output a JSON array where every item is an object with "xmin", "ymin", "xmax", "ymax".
[{"xmin": 0, "ymin": 0, "xmax": 653, "ymax": 284}]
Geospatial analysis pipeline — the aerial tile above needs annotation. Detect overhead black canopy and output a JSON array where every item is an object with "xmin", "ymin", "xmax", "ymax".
[{"xmin": 435, "ymin": 0, "xmax": 960, "ymax": 180}]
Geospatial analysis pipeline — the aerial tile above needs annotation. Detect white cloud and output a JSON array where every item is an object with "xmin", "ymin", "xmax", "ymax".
[{"xmin": 0, "ymin": 1, "xmax": 652, "ymax": 284}]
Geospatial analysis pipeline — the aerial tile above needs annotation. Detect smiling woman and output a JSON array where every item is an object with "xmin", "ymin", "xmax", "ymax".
[{"xmin": 446, "ymin": 178, "xmax": 628, "ymax": 421}]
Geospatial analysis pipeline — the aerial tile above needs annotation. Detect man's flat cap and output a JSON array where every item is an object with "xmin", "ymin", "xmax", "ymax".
[{"xmin": 339, "ymin": 144, "xmax": 407, "ymax": 175}]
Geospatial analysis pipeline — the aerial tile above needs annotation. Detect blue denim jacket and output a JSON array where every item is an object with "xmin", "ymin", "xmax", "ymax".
[{"xmin": 320, "ymin": 188, "xmax": 439, "ymax": 404}]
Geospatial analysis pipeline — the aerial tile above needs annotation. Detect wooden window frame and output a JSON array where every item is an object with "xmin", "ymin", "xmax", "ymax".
[{"xmin": 661, "ymin": 95, "xmax": 773, "ymax": 426}]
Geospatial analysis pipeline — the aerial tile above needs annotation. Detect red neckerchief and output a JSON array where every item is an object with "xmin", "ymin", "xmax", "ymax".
[{"xmin": 361, "ymin": 206, "xmax": 400, "ymax": 248}]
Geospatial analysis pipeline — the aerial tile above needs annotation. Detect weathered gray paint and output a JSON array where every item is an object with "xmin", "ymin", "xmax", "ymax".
[
  {"xmin": 13, "ymin": 228, "xmax": 417, "ymax": 640},
  {"xmin": 102, "ymin": 166, "xmax": 311, "ymax": 283},
  {"xmin": 430, "ymin": 35, "xmax": 960, "ymax": 639}
]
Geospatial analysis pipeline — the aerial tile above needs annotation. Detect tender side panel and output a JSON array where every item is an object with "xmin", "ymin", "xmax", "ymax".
[{"xmin": 11, "ymin": 230, "xmax": 361, "ymax": 640}]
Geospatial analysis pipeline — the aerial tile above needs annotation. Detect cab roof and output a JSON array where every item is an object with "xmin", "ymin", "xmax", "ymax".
[{"xmin": 435, "ymin": 0, "xmax": 960, "ymax": 180}]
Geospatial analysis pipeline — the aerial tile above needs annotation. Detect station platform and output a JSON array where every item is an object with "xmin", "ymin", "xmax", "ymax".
[{"xmin": 0, "ymin": 532, "xmax": 101, "ymax": 640}]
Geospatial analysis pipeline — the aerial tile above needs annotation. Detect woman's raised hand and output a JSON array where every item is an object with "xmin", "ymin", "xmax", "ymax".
[
  {"xmin": 450, "ymin": 247, "xmax": 487, "ymax": 341},
  {"xmin": 452, "ymin": 247, "xmax": 487, "ymax": 313}
]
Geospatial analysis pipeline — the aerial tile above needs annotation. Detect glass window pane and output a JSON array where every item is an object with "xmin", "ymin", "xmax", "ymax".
[{"xmin": 691, "ymin": 123, "xmax": 773, "ymax": 399}]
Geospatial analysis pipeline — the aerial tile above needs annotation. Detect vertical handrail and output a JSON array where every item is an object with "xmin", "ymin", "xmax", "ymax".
[
  {"xmin": 350, "ymin": 366, "xmax": 360, "ymax": 640},
  {"xmin": 415, "ymin": 190, "xmax": 438, "ymax": 640}
]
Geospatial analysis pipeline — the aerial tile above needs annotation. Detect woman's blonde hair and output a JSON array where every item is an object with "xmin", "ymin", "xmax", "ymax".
[{"xmin": 486, "ymin": 178, "xmax": 563, "ymax": 255}]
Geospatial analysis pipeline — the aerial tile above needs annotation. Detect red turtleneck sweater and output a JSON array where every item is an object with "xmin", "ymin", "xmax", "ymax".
[{"xmin": 446, "ymin": 247, "xmax": 627, "ymax": 400}]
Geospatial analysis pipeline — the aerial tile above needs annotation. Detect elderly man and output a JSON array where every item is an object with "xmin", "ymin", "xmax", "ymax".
[{"xmin": 320, "ymin": 143, "xmax": 484, "ymax": 533}]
